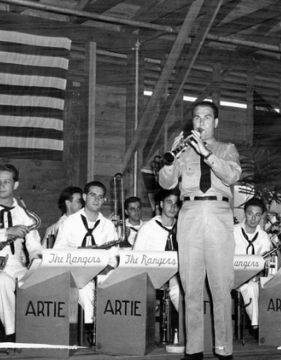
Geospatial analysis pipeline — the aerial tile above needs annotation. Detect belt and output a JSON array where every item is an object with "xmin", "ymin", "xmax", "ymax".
[{"xmin": 184, "ymin": 196, "xmax": 229, "ymax": 202}]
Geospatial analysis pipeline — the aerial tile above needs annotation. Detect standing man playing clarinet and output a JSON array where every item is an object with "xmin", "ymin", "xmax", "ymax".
[{"xmin": 159, "ymin": 101, "xmax": 241, "ymax": 360}]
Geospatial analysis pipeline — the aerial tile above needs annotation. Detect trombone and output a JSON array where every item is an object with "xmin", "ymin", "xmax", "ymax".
[{"xmin": 113, "ymin": 173, "xmax": 131, "ymax": 248}]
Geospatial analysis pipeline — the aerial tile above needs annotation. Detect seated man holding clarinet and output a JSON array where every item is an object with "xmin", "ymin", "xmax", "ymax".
[
  {"xmin": 133, "ymin": 187, "xmax": 181, "ymax": 311},
  {"xmin": 54, "ymin": 180, "xmax": 118, "ymax": 338},
  {"xmin": 0, "ymin": 164, "xmax": 42, "ymax": 342},
  {"xmin": 234, "ymin": 197, "xmax": 272, "ymax": 332}
]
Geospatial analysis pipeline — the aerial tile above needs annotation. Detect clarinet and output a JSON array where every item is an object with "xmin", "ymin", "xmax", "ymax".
[
  {"xmin": 160, "ymin": 284, "xmax": 170, "ymax": 344},
  {"xmin": 78, "ymin": 239, "xmax": 122, "ymax": 249}
]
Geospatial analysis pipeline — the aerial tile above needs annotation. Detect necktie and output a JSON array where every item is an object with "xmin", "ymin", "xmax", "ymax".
[
  {"xmin": 0, "ymin": 205, "xmax": 15, "ymax": 254},
  {"xmin": 81, "ymin": 215, "xmax": 100, "ymax": 248},
  {"xmin": 241, "ymin": 228, "xmax": 259, "ymax": 255},
  {"xmin": 199, "ymin": 154, "xmax": 211, "ymax": 193},
  {"xmin": 155, "ymin": 220, "xmax": 178, "ymax": 251},
  {"xmin": 129, "ymin": 226, "xmax": 138, "ymax": 233}
]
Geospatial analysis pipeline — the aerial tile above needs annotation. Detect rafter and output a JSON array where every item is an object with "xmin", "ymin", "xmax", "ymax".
[
  {"xmin": 121, "ymin": 0, "xmax": 206, "ymax": 173},
  {"xmin": 142, "ymin": 0, "xmax": 225, "ymax": 165},
  {"xmin": 211, "ymin": 0, "xmax": 245, "ymax": 28},
  {"xmin": 132, "ymin": 0, "xmax": 194, "ymax": 24},
  {"xmin": 83, "ymin": 0, "xmax": 125, "ymax": 14},
  {"xmin": 211, "ymin": 0, "xmax": 281, "ymax": 37}
]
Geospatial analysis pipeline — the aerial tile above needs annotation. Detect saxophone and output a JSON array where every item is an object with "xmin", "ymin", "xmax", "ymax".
[{"xmin": 0, "ymin": 197, "xmax": 41, "ymax": 251}]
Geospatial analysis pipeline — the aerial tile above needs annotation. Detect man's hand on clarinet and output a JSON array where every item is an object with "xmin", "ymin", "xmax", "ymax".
[
  {"xmin": 189, "ymin": 129, "xmax": 210, "ymax": 157},
  {"xmin": 6, "ymin": 225, "xmax": 29, "ymax": 240}
]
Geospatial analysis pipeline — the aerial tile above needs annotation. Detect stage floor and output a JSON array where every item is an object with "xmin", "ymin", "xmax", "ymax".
[{"xmin": 0, "ymin": 335, "xmax": 280, "ymax": 360}]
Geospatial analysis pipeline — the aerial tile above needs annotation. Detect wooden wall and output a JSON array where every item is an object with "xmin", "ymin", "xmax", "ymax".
[{"xmin": 0, "ymin": 26, "xmax": 252, "ymax": 238}]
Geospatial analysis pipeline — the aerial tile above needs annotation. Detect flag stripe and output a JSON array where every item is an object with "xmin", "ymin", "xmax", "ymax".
[
  {"xmin": 0, "ymin": 148, "xmax": 62, "ymax": 160},
  {"xmin": 0, "ymin": 73, "xmax": 67, "ymax": 90},
  {"xmin": 0, "ymin": 94, "xmax": 65, "ymax": 110},
  {"xmin": 0, "ymin": 136, "xmax": 63, "ymax": 150},
  {"xmin": 0, "ymin": 30, "xmax": 71, "ymax": 160},
  {"xmin": 0, "ymin": 115, "xmax": 63, "ymax": 131},
  {"xmin": 0, "ymin": 42, "xmax": 70, "ymax": 58},
  {"xmin": 0, "ymin": 105, "xmax": 63, "ymax": 118},
  {"xmin": 0, "ymin": 51, "xmax": 69, "ymax": 69},
  {"xmin": 0, "ymin": 30, "xmax": 71, "ymax": 49},
  {"xmin": 0, "ymin": 126, "xmax": 62, "ymax": 140},
  {"xmin": 0, "ymin": 84, "xmax": 65, "ymax": 99},
  {"xmin": 0, "ymin": 62, "xmax": 68, "ymax": 80}
]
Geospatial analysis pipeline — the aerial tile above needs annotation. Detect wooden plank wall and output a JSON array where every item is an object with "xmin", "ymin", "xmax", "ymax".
[{"xmin": 0, "ymin": 34, "xmax": 252, "ymax": 238}]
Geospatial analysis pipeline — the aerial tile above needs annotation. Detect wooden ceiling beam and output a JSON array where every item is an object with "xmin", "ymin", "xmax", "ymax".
[
  {"xmin": 74, "ymin": 0, "xmax": 90, "ymax": 11},
  {"xmin": 211, "ymin": 0, "xmax": 244, "ymax": 28},
  {"xmin": 121, "ymin": 0, "xmax": 206, "ymax": 173},
  {"xmin": 83, "ymin": 0, "xmax": 124, "ymax": 14},
  {"xmin": 211, "ymin": 0, "xmax": 281, "ymax": 37},
  {"xmin": 0, "ymin": 0, "xmax": 174, "ymax": 33},
  {"xmin": 142, "ymin": 0, "xmax": 224, "ymax": 165},
  {"xmin": 132, "ymin": 0, "xmax": 194, "ymax": 24}
]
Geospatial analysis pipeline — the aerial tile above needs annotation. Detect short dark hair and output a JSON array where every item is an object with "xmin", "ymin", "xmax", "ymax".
[
  {"xmin": 124, "ymin": 196, "xmax": 141, "ymax": 210},
  {"xmin": 58, "ymin": 186, "xmax": 83, "ymax": 214},
  {"xmin": 0, "ymin": 164, "xmax": 19, "ymax": 181},
  {"xmin": 155, "ymin": 187, "xmax": 180, "ymax": 203},
  {"xmin": 192, "ymin": 100, "xmax": 219, "ymax": 119},
  {"xmin": 84, "ymin": 181, "xmax": 107, "ymax": 196},
  {"xmin": 244, "ymin": 197, "xmax": 266, "ymax": 214}
]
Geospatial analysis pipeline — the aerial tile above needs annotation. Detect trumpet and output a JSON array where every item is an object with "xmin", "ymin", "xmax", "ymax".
[{"xmin": 163, "ymin": 127, "xmax": 203, "ymax": 165}]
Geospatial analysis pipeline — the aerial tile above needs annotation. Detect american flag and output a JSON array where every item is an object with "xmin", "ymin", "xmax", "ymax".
[{"xmin": 0, "ymin": 30, "xmax": 71, "ymax": 160}]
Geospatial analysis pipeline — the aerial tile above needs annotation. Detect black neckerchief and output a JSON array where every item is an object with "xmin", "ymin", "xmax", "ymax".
[
  {"xmin": 241, "ymin": 227, "xmax": 259, "ymax": 255},
  {"xmin": 80, "ymin": 215, "xmax": 100, "ymax": 247}
]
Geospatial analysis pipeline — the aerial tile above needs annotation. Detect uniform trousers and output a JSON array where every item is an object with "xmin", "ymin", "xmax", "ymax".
[
  {"xmin": 177, "ymin": 200, "xmax": 234, "ymax": 356},
  {"xmin": 239, "ymin": 280, "xmax": 259, "ymax": 327},
  {"xmin": 0, "ymin": 268, "xmax": 26, "ymax": 335}
]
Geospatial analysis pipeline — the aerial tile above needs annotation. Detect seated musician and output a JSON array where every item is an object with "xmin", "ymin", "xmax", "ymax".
[
  {"xmin": 54, "ymin": 181, "xmax": 118, "ymax": 328},
  {"xmin": 133, "ymin": 187, "xmax": 181, "ymax": 311},
  {"xmin": 42, "ymin": 186, "xmax": 83, "ymax": 247},
  {"xmin": 234, "ymin": 197, "xmax": 271, "ymax": 330},
  {"xmin": 0, "ymin": 164, "xmax": 42, "ymax": 342},
  {"xmin": 124, "ymin": 196, "xmax": 144, "ymax": 247}
]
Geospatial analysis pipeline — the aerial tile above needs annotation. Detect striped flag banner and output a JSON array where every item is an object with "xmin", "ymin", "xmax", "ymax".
[{"xmin": 0, "ymin": 30, "xmax": 71, "ymax": 160}]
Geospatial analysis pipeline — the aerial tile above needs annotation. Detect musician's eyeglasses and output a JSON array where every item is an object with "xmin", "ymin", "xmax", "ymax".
[
  {"xmin": 0, "ymin": 179, "xmax": 13, "ymax": 186},
  {"xmin": 87, "ymin": 192, "xmax": 105, "ymax": 201}
]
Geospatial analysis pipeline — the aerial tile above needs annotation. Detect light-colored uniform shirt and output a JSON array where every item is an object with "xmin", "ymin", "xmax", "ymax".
[
  {"xmin": 234, "ymin": 222, "xmax": 271, "ymax": 255},
  {"xmin": 54, "ymin": 208, "xmax": 118, "ymax": 249},
  {"xmin": 0, "ymin": 198, "xmax": 42, "ymax": 278},
  {"xmin": 42, "ymin": 214, "xmax": 67, "ymax": 247},
  {"xmin": 159, "ymin": 140, "xmax": 241, "ymax": 199},
  {"xmin": 134, "ymin": 215, "xmax": 173, "ymax": 251}
]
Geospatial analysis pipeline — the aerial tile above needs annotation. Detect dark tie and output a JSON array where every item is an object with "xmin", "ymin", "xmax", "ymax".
[
  {"xmin": 81, "ymin": 215, "xmax": 100, "ymax": 248},
  {"xmin": 241, "ymin": 228, "xmax": 259, "ymax": 255},
  {"xmin": 0, "ymin": 206, "xmax": 15, "ymax": 254},
  {"xmin": 129, "ymin": 226, "xmax": 138, "ymax": 233},
  {"xmin": 155, "ymin": 220, "xmax": 178, "ymax": 251},
  {"xmin": 199, "ymin": 154, "xmax": 211, "ymax": 193}
]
